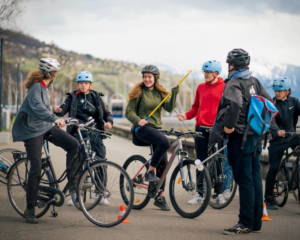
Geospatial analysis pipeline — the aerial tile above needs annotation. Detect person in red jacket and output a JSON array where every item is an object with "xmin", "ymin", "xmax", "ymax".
[{"xmin": 177, "ymin": 60, "xmax": 225, "ymax": 204}]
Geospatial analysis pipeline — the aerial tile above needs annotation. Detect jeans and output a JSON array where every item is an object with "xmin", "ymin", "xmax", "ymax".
[
  {"xmin": 227, "ymin": 132, "xmax": 263, "ymax": 231},
  {"xmin": 24, "ymin": 126, "xmax": 79, "ymax": 209},
  {"xmin": 223, "ymin": 142, "xmax": 233, "ymax": 191}
]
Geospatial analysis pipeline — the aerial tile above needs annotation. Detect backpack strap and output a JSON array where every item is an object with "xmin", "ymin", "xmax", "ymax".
[{"xmin": 240, "ymin": 80, "xmax": 252, "ymax": 149}]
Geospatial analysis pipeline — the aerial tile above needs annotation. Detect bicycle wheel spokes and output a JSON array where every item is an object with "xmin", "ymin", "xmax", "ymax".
[
  {"xmin": 0, "ymin": 148, "xmax": 18, "ymax": 184},
  {"xmin": 273, "ymin": 167, "xmax": 289, "ymax": 207},
  {"xmin": 78, "ymin": 161, "xmax": 133, "ymax": 227},
  {"xmin": 170, "ymin": 159, "xmax": 211, "ymax": 218}
]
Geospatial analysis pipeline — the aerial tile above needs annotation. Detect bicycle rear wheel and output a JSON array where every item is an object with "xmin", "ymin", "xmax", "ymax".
[
  {"xmin": 7, "ymin": 158, "xmax": 51, "ymax": 218},
  {"xmin": 121, "ymin": 155, "xmax": 150, "ymax": 210},
  {"xmin": 169, "ymin": 159, "xmax": 211, "ymax": 218},
  {"xmin": 0, "ymin": 148, "xmax": 20, "ymax": 184},
  {"xmin": 78, "ymin": 160, "xmax": 134, "ymax": 227},
  {"xmin": 273, "ymin": 166, "xmax": 289, "ymax": 207},
  {"xmin": 207, "ymin": 160, "xmax": 237, "ymax": 209}
]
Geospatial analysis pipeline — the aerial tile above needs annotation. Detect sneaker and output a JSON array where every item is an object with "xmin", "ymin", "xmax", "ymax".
[
  {"xmin": 252, "ymin": 230, "xmax": 261, "ymax": 233},
  {"xmin": 67, "ymin": 198, "xmax": 74, "ymax": 206},
  {"xmin": 99, "ymin": 197, "xmax": 110, "ymax": 206},
  {"xmin": 144, "ymin": 170, "xmax": 160, "ymax": 182},
  {"xmin": 24, "ymin": 208, "xmax": 38, "ymax": 224},
  {"xmin": 224, "ymin": 223, "xmax": 252, "ymax": 235},
  {"xmin": 154, "ymin": 196, "xmax": 170, "ymax": 211},
  {"xmin": 187, "ymin": 194, "xmax": 202, "ymax": 205},
  {"xmin": 216, "ymin": 194, "xmax": 226, "ymax": 205},
  {"xmin": 223, "ymin": 189, "xmax": 231, "ymax": 200},
  {"xmin": 265, "ymin": 196, "xmax": 278, "ymax": 210}
]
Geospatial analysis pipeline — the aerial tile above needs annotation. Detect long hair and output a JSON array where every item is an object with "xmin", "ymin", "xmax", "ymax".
[
  {"xmin": 24, "ymin": 70, "xmax": 57, "ymax": 89},
  {"xmin": 128, "ymin": 75, "xmax": 169, "ymax": 100}
]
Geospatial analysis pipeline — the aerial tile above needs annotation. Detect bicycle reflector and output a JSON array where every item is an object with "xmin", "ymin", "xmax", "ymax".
[{"xmin": 195, "ymin": 159, "xmax": 204, "ymax": 171}]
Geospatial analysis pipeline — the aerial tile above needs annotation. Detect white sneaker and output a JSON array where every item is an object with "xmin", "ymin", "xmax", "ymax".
[
  {"xmin": 187, "ymin": 194, "xmax": 202, "ymax": 205},
  {"xmin": 99, "ymin": 197, "xmax": 110, "ymax": 206},
  {"xmin": 223, "ymin": 189, "xmax": 231, "ymax": 200},
  {"xmin": 216, "ymin": 194, "xmax": 226, "ymax": 205},
  {"xmin": 67, "ymin": 198, "xmax": 74, "ymax": 206}
]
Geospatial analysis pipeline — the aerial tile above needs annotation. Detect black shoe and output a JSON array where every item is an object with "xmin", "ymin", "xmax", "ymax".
[
  {"xmin": 265, "ymin": 196, "xmax": 278, "ymax": 210},
  {"xmin": 144, "ymin": 170, "xmax": 160, "ymax": 182},
  {"xmin": 24, "ymin": 208, "xmax": 38, "ymax": 224},
  {"xmin": 224, "ymin": 223, "xmax": 251, "ymax": 235},
  {"xmin": 154, "ymin": 196, "xmax": 170, "ymax": 211}
]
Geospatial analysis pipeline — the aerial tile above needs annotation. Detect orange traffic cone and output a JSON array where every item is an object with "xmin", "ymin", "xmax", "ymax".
[
  {"xmin": 117, "ymin": 204, "xmax": 130, "ymax": 223},
  {"xmin": 262, "ymin": 202, "xmax": 272, "ymax": 221}
]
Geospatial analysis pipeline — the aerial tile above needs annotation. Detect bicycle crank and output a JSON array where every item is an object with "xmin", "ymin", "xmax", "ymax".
[{"xmin": 37, "ymin": 186, "xmax": 65, "ymax": 207}]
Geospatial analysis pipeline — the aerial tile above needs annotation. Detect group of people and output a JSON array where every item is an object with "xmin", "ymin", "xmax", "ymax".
[{"xmin": 11, "ymin": 48, "xmax": 300, "ymax": 235}]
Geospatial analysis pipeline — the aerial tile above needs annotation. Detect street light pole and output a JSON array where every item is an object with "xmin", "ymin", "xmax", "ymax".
[
  {"xmin": 16, "ymin": 63, "xmax": 20, "ymax": 112},
  {"xmin": 0, "ymin": 35, "xmax": 8, "ymax": 132}
]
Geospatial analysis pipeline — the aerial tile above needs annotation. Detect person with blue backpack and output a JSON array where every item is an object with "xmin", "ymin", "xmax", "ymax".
[
  {"xmin": 211, "ymin": 48, "xmax": 274, "ymax": 235},
  {"xmin": 264, "ymin": 77, "xmax": 300, "ymax": 210}
]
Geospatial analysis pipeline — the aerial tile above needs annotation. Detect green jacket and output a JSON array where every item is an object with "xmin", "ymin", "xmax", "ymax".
[{"xmin": 125, "ymin": 86, "xmax": 179, "ymax": 128}]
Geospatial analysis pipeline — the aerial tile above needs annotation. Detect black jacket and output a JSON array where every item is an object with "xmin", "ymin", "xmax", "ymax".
[
  {"xmin": 55, "ymin": 90, "xmax": 113, "ymax": 135},
  {"xmin": 269, "ymin": 96, "xmax": 300, "ymax": 143}
]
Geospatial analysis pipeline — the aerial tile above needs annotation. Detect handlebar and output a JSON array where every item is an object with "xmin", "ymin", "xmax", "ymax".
[{"xmin": 157, "ymin": 128, "xmax": 202, "ymax": 138}]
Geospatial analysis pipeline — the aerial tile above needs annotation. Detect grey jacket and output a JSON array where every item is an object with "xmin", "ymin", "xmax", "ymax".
[{"xmin": 12, "ymin": 81, "xmax": 58, "ymax": 142}]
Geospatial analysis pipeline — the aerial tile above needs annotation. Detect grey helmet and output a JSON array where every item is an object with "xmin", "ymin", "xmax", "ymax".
[
  {"xmin": 226, "ymin": 48, "xmax": 250, "ymax": 66},
  {"xmin": 141, "ymin": 65, "xmax": 160, "ymax": 75},
  {"xmin": 38, "ymin": 58, "xmax": 61, "ymax": 73}
]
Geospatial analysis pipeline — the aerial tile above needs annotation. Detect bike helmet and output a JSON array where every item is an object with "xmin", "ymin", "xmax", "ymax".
[
  {"xmin": 141, "ymin": 65, "xmax": 160, "ymax": 75},
  {"xmin": 272, "ymin": 77, "xmax": 291, "ymax": 91},
  {"xmin": 226, "ymin": 48, "xmax": 250, "ymax": 66},
  {"xmin": 202, "ymin": 60, "xmax": 222, "ymax": 74},
  {"xmin": 38, "ymin": 58, "xmax": 61, "ymax": 73},
  {"xmin": 77, "ymin": 71, "xmax": 93, "ymax": 82}
]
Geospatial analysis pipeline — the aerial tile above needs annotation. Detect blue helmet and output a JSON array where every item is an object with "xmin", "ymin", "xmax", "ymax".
[
  {"xmin": 202, "ymin": 60, "xmax": 222, "ymax": 74},
  {"xmin": 272, "ymin": 77, "xmax": 291, "ymax": 91},
  {"xmin": 77, "ymin": 71, "xmax": 93, "ymax": 82}
]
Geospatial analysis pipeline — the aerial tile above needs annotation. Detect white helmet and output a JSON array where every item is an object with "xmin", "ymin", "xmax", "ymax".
[{"xmin": 38, "ymin": 58, "xmax": 61, "ymax": 73}]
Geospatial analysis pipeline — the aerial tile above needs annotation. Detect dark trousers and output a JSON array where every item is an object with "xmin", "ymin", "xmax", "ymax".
[
  {"xmin": 227, "ymin": 133, "xmax": 262, "ymax": 231},
  {"xmin": 24, "ymin": 126, "xmax": 79, "ymax": 209},
  {"xmin": 265, "ymin": 136, "xmax": 300, "ymax": 199},
  {"xmin": 136, "ymin": 124, "xmax": 169, "ymax": 191}
]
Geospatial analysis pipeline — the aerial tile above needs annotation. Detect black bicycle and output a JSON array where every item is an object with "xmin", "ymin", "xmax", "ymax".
[
  {"xmin": 273, "ymin": 132, "xmax": 300, "ymax": 207},
  {"xmin": 6, "ymin": 118, "xmax": 134, "ymax": 227}
]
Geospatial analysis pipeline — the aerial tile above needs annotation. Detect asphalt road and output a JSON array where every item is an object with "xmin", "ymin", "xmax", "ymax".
[{"xmin": 0, "ymin": 133, "xmax": 300, "ymax": 240}]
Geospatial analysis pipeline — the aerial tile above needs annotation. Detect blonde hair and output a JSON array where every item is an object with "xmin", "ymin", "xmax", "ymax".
[
  {"xmin": 128, "ymin": 75, "xmax": 169, "ymax": 100},
  {"xmin": 24, "ymin": 70, "xmax": 57, "ymax": 89}
]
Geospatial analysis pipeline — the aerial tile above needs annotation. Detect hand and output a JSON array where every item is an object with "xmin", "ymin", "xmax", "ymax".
[
  {"xmin": 138, "ymin": 119, "xmax": 148, "ymax": 127},
  {"xmin": 224, "ymin": 126, "xmax": 235, "ymax": 134},
  {"xmin": 55, "ymin": 119, "xmax": 66, "ymax": 128},
  {"xmin": 54, "ymin": 106, "xmax": 62, "ymax": 113},
  {"xmin": 104, "ymin": 122, "xmax": 112, "ymax": 130},
  {"xmin": 177, "ymin": 114, "xmax": 187, "ymax": 121},
  {"xmin": 172, "ymin": 85, "xmax": 178, "ymax": 89},
  {"xmin": 278, "ymin": 130, "xmax": 286, "ymax": 138}
]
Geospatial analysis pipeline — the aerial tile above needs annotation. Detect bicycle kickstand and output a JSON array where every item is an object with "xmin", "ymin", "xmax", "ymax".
[{"xmin": 51, "ymin": 206, "xmax": 58, "ymax": 217}]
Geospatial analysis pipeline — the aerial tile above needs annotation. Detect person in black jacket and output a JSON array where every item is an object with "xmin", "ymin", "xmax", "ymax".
[
  {"xmin": 54, "ymin": 71, "xmax": 113, "ymax": 206},
  {"xmin": 218, "ymin": 49, "xmax": 273, "ymax": 235},
  {"xmin": 264, "ymin": 77, "xmax": 300, "ymax": 210}
]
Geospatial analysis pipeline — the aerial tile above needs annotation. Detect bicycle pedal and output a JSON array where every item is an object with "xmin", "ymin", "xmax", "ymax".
[{"xmin": 37, "ymin": 201, "xmax": 45, "ymax": 208}]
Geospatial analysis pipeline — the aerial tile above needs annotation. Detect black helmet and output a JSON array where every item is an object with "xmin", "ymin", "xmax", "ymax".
[
  {"xmin": 226, "ymin": 48, "xmax": 250, "ymax": 66},
  {"xmin": 141, "ymin": 65, "xmax": 160, "ymax": 75}
]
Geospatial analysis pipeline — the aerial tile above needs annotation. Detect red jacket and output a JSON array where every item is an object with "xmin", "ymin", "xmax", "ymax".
[{"xmin": 185, "ymin": 77, "xmax": 225, "ymax": 127}]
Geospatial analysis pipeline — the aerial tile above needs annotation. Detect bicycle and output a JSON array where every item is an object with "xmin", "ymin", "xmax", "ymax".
[
  {"xmin": 6, "ymin": 117, "xmax": 134, "ymax": 227},
  {"xmin": 0, "ymin": 148, "xmax": 21, "ymax": 184},
  {"xmin": 120, "ymin": 128, "xmax": 214, "ymax": 218},
  {"xmin": 273, "ymin": 132, "xmax": 300, "ymax": 207}
]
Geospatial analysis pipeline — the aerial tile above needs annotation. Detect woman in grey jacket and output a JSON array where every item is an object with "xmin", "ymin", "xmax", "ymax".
[{"xmin": 12, "ymin": 58, "xmax": 80, "ymax": 224}]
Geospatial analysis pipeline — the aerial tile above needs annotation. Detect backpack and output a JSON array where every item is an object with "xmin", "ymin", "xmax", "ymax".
[{"xmin": 240, "ymin": 80, "xmax": 279, "ymax": 150}]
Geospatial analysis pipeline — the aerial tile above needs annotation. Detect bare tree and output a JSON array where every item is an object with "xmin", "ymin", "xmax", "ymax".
[{"xmin": 0, "ymin": 0, "xmax": 23, "ymax": 28}]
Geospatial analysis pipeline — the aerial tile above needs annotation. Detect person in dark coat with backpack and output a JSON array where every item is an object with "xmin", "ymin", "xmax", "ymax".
[
  {"xmin": 264, "ymin": 77, "xmax": 300, "ymax": 210},
  {"xmin": 217, "ymin": 49, "xmax": 273, "ymax": 235}
]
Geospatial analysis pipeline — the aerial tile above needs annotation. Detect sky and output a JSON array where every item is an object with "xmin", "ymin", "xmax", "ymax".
[{"xmin": 15, "ymin": 0, "xmax": 300, "ymax": 74}]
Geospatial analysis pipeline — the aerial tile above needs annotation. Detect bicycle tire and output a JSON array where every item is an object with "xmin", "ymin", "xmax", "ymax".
[
  {"xmin": 273, "ymin": 166, "xmax": 289, "ymax": 207},
  {"xmin": 0, "ymin": 148, "xmax": 20, "ymax": 184},
  {"xmin": 169, "ymin": 159, "xmax": 211, "ymax": 218},
  {"xmin": 207, "ymin": 160, "xmax": 237, "ymax": 209},
  {"xmin": 121, "ymin": 155, "xmax": 150, "ymax": 210},
  {"xmin": 78, "ymin": 160, "xmax": 134, "ymax": 227},
  {"xmin": 7, "ymin": 158, "xmax": 52, "ymax": 218}
]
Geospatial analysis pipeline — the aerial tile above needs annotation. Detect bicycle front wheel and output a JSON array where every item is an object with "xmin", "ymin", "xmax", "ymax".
[
  {"xmin": 169, "ymin": 159, "xmax": 211, "ymax": 218},
  {"xmin": 0, "ymin": 148, "xmax": 20, "ymax": 184},
  {"xmin": 78, "ymin": 160, "xmax": 134, "ymax": 227},
  {"xmin": 7, "ymin": 158, "xmax": 51, "ymax": 218},
  {"xmin": 273, "ymin": 166, "xmax": 289, "ymax": 207}
]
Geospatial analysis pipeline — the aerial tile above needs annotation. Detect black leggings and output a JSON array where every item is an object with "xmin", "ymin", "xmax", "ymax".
[
  {"xmin": 136, "ymin": 124, "xmax": 169, "ymax": 191},
  {"xmin": 24, "ymin": 126, "xmax": 79, "ymax": 209}
]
